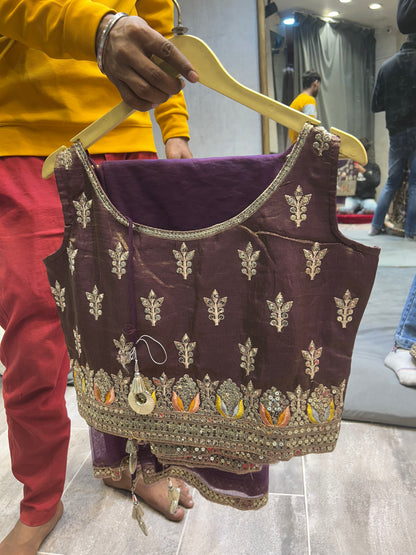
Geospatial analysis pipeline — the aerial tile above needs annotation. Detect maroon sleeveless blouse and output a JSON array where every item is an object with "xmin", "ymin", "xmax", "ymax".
[{"xmin": 45, "ymin": 123, "xmax": 379, "ymax": 504}]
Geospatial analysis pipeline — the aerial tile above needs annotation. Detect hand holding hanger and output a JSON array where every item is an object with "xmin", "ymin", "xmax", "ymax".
[{"xmin": 95, "ymin": 12, "xmax": 198, "ymax": 112}]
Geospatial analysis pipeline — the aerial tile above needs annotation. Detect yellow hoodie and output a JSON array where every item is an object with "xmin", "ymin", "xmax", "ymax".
[{"xmin": 0, "ymin": 0, "xmax": 190, "ymax": 156}]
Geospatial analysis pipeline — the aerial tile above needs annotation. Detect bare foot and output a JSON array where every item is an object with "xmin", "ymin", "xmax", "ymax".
[
  {"xmin": 0, "ymin": 500, "xmax": 63, "ymax": 555},
  {"xmin": 103, "ymin": 471, "xmax": 193, "ymax": 521}
]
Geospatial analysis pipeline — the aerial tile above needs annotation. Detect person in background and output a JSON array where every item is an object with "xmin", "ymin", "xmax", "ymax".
[
  {"xmin": 397, "ymin": 0, "xmax": 416, "ymax": 33},
  {"xmin": 368, "ymin": 31, "xmax": 416, "ymax": 239},
  {"xmin": 0, "ymin": 1, "xmax": 198, "ymax": 553},
  {"xmin": 338, "ymin": 138, "xmax": 381, "ymax": 215},
  {"xmin": 288, "ymin": 70, "xmax": 321, "ymax": 144},
  {"xmin": 384, "ymin": 275, "xmax": 416, "ymax": 387},
  {"xmin": 382, "ymin": 0, "xmax": 416, "ymax": 387}
]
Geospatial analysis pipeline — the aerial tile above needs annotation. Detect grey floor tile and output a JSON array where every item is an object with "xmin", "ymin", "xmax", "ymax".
[
  {"xmin": 268, "ymin": 457, "xmax": 304, "ymax": 495},
  {"xmin": 41, "ymin": 458, "xmax": 189, "ymax": 555},
  {"xmin": 304, "ymin": 421, "xmax": 416, "ymax": 555},
  {"xmin": 179, "ymin": 490, "xmax": 309, "ymax": 555}
]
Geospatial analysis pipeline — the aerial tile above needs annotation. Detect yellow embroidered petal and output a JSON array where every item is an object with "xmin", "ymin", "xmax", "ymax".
[
  {"xmin": 277, "ymin": 406, "xmax": 291, "ymax": 427},
  {"xmin": 216, "ymin": 395, "xmax": 227, "ymax": 417},
  {"xmin": 307, "ymin": 403, "xmax": 319, "ymax": 424},
  {"xmin": 172, "ymin": 391, "xmax": 185, "ymax": 412},
  {"xmin": 234, "ymin": 399, "xmax": 244, "ymax": 419},
  {"xmin": 188, "ymin": 393, "xmax": 200, "ymax": 413},
  {"xmin": 327, "ymin": 400, "xmax": 335, "ymax": 422}
]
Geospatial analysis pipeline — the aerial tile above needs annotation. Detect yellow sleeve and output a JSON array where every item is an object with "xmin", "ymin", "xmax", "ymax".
[
  {"xmin": 0, "ymin": 0, "xmax": 122, "ymax": 61},
  {"xmin": 138, "ymin": 0, "xmax": 190, "ymax": 143}
]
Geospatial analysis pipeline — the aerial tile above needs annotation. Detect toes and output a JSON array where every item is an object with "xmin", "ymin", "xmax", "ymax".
[
  {"xmin": 172, "ymin": 479, "xmax": 194, "ymax": 508},
  {"xmin": 167, "ymin": 505, "xmax": 185, "ymax": 522}
]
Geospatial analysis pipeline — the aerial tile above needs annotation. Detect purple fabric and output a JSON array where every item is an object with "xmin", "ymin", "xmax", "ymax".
[{"xmin": 96, "ymin": 153, "xmax": 286, "ymax": 230}]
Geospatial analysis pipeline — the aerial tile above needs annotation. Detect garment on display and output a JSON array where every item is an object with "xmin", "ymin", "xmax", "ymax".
[{"xmin": 43, "ymin": 122, "xmax": 379, "ymax": 514}]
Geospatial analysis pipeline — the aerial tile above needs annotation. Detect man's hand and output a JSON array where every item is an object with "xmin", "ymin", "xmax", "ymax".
[
  {"xmin": 165, "ymin": 137, "xmax": 192, "ymax": 159},
  {"xmin": 96, "ymin": 14, "xmax": 198, "ymax": 112}
]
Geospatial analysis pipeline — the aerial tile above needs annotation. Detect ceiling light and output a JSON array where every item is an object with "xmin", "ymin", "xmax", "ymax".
[
  {"xmin": 283, "ymin": 17, "xmax": 295, "ymax": 25},
  {"xmin": 339, "ymin": 0, "xmax": 351, "ymax": 3},
  {"xmin": 369, "ymin": 3, "xmax": 382, "ymax": 9},
  {"xmin": 328, "ymin": 11, "xmax": 340, "ymax": 17}
]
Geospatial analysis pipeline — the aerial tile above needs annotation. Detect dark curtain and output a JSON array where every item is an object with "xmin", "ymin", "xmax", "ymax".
[{"xmin": 293, "ymin": 12, "xmax": 376, "ymax": 146}]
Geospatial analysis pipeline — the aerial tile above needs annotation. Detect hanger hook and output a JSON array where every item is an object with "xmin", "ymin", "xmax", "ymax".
[{"xmin": 171, "ymin": 0, "xmax": 188, "ymax": 35}]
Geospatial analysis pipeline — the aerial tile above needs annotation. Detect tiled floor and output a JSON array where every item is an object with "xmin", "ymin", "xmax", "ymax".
[{"xmin": 1, "ymin": 224, "xmax": 415, "ymax": 555}]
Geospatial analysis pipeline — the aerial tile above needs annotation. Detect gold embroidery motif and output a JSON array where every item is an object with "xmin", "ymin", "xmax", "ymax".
[
  {"xmin": 67, "ymin": 241, "xmax": 78, "ymax": 276},
  {"xmin": 73, "ymin": 327, "xmax": 82, "ymax": 357},
  {"xmin": 173, "ymin": 242, "xmax": 195, "ymax": 280},
  {"xmin": 174, "ymin": 334, "xmax": 196, "ymax": 369},
  {"xmin": 285, "ymin": 185, "xmax": 312, "ymax": 227},
  {"xmin": 260, "ymin": 387, "xmax": 290, "ymax": 428},
  {"xmin": 172, "ymin": 375, "xmax": 200, "ymax": 413},
  {"xmin": 238, "ymin": 242, "xmax": 260, "ymax": 281},
  {"xmin": 57, "ymin": 149, "xmax": 72, "ymax": 170},
  {"xmin": 303, "ymin": 242, "xmax": 328, "ymax": 280},
  {"xmin": 93, "ymin": 369, "xmax": 115, "ymax": 406},
  {"xmin": 86, "ymin": 285, "xmax": 104, "ymax": 320},
  {"xmin": 51, "ymin": 280, "xmax": 66, "ymax": 312},
  {"xmin": 267, "ymin": 292, "xmax": 293, "ymax": 332},
  {"xmin": 302, "ymin": 340, "xmax": 322, "ymax": 380},
  {"xmin": 204, "ymin": 289, "xmax": 227, "ymax": 326},
  {"xmin": 71, "ymin": 360, "xmax": 86, "ymax": 393},
  {"xmin": 216, "ymin": 379, "xmax": 244, "ymax": 419},
  {"xmin": 73, "ymin": 192, "xmax": 92, "ymax": 229},
  {"xmin": 239, "ymin": 338, "xmax": 258, "ymax": 376},
  {"xmin": 108, "ymin": 242, "xmax": 128, "ymax": 280},
  {"xmin": 140, "ymin": 289, "xmax": 164, "ymax": 326},
  {"xmin": 313, "ymin": 127, "xmax": 332, "ymax": 156},
  {"xmin": 334, "ymin": 289, "xmax": 359, "ymax": 328},
  {"xmin": 113, "ymin": 334, "xmax": 134, "ymax": 367},
  {"xmin": 307, "ymin": 383, "xmax": 335, "ymax": 423}
]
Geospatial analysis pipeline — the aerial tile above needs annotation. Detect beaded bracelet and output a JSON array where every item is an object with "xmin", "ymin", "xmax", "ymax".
[{"xmin": 96, "ymin": 12, "xmax": 129, "ymax": 74}]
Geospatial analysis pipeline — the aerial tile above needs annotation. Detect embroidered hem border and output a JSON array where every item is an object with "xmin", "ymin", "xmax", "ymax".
[{"xmin": 92, "ymin": 461, "xmax": 268, "ymax": 511}]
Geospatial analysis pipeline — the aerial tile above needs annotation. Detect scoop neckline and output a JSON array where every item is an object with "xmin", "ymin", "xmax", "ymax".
[{"xmin": 74, "ymin": 122, "xmax": 314, "ymax": 241}]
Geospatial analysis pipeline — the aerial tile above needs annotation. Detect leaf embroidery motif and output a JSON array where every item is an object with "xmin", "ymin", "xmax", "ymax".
[
  {"xmin": 174, "ymin": 333, "xmax": 196, "ymax": 369},
  {"xmin": 238, "ymin": 242, "xmax": 260, "ymax": 280},
  {"xmin": 203, "ymin": 289, "xmax": 227, "ymax": 326},
  {"xmin": 113, "ymin": 334, "xmax": 134, "ymax": 367},
  {"xmin": 303, "ymin": 242, "xmax": 328, "ymax": 280},
  {"xmin": 173, "ymin": 242, "xmax": 195, "ymax": 280},
  {"xmin": 239, "ymin": 338, "xmax": 258, "ymax": 376},
  {"xmin": 285, "ymin": 185, "xmax": 312, "ymax": 227},
  {"xmin": 73, "ymin": 192, "xmax": 92, "ymax": 228},
  {"xmin": 334, "ymin": 289, "xmax": 359, "ymax": 328},
  {"xmin": 67, "ymin": 242, "xmax": 78, "ymax": 275},
  {"xmin": 73, "ymin": 326, "xmax": 82, "ymax": 357},
  {"xmin": 108, "ymin": 242, "xmax": 129, "ymax": 279},
  {"xmin": 51, "ymin": 281, "xmax": 66, "ymax": 312},
  {"xmin": 302, "ymin": 340, "xmax": 322, "ymax": 380},
  {"xmin": 267, "ymin": 292, "xmax": 293, "ymax": 332},
  {"xmin": 140, "ymin": 289, "xmax": 164, "ymax": 326},
  {"xmin": 86, "ymin": 285, "xmax": 104, "ymax": 320}
]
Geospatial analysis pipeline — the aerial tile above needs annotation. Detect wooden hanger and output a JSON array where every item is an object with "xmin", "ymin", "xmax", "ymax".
[{"xmin": 42, "ymin": 30, "xmax": 366, "ymax": 178}]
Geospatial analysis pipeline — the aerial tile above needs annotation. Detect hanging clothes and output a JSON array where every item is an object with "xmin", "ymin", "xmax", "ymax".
[{"xmin": 44, "ymin": 123, "xmax": 379, "ymax": 509}]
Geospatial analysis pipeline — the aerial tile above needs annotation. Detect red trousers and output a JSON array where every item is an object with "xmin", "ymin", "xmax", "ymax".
[{"xmin": 0, "ymin": 152, "xmax": 155, "ymax": 526}]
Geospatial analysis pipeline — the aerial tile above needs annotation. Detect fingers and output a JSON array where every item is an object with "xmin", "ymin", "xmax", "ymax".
[{"xmin": 101, "ymin": 15, "xmax": 198, "ymax": 112}]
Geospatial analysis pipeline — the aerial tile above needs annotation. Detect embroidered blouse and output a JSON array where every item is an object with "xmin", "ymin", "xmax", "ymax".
[{"xmin": 44, "ymin": 123, "xmax": 379, "ymax": 479}]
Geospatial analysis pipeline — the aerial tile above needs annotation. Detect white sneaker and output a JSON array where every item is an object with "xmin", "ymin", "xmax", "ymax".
[{"xmin": 384, "ymin": 348, "xmax": 416, "ymax": 387}]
